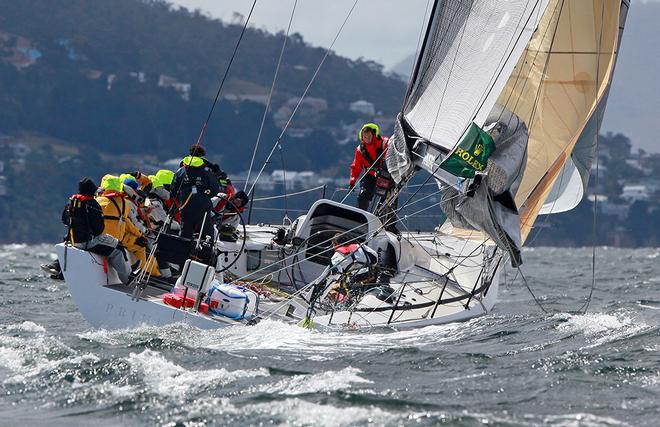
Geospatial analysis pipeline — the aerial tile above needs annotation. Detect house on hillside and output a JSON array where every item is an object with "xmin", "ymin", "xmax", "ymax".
[
  {"xmin": 271, "ymin": 170, "xmax": 298, "ymax": 191},
  {"xmin": 0, "ymin": 139, "xmax": 31, "ymax": 158},
  {"xmin": 158, "ymin": 74, "xmax": 191, "ymax": 101},
  {"xmin": 81, "ymin": 68, "xmax": 103, "ymax": 80},
  {"xmin": 621, "ymin": 184, "xmax": 650, "ymax": 203},
  {"xmin": 274, "ymin": 97, "xmax": 328, "ymax": 129},
  {"xmin": 129, "ymin": 71, "xmax": 146, "ymax": 83},
  {"xmin": 349, "ymin": 100, "xmax": 375, "ymax": 116}
]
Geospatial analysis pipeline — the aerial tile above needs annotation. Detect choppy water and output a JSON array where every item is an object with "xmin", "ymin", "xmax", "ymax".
[{"xmin": 1, "ymin": 244, "xmax": 659, "ymax": 426}]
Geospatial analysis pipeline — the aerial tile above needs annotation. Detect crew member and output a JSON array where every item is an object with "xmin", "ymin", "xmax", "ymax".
[
  {"xmin": 61, "ymin": 177, "xmax": 131, "ymax": 284},
  {"xmin": 171, "ymin": 144, "xmax": 220, "ymax": 263},
  {"xmin": 211, "ymin": 188, "xmax": 249, "ymax": 242},
  {"xmin": 349, "ymin": 123, "xmax": 389, "ymax": 211},
  {"xmin": 145, "ymin": 174, "xmax": 178, "ymax": 231},
  {"xmin": 96, "ymin": 176, "xmax": 159, "ymax": 277}
]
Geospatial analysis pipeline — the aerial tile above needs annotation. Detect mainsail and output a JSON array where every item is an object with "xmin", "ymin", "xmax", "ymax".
[{"xmin": 387, "ymin": 0, "xmax": 629, "ymax": 263}]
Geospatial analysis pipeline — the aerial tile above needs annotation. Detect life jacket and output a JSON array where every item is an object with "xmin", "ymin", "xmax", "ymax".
[
  {"xmin": 359, "ymin": 140, "xmax": 384, "ymax": 170},
  {"xmin": 212, "ymin": 184, "xmax": 240, "ymax": 214},
  {"xmin": 165, "ymin": 197, "xmax": 181, "ymax": 222},
  {"xmin": 96, "ymin": 193, "xmax": 128, "ymax": 240},
  {"xmin": 64, "ymin": 194, "xmax": 104, "ymax": 244},
  {"xmin": 101, "ymin": 192, "xmax": 125, "ymax": 222},
  {"xmin": 70, "ymin": 194, "xmax": 95, "ymax": 202},
  {"xmin": 335, "ymin": 243, "xmax": 360, "ymax": 255}
]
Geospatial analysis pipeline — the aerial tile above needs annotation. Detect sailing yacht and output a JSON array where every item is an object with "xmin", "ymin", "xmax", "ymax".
[{"xmin": 56, "ymin": 0, "xmax": 629, "ymax": 330}]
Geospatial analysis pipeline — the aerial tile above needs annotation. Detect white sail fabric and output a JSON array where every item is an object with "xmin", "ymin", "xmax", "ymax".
[
  {"xmin": 539, "ymin": 90, "xmax": 611, "ymax": 215},
  {"xmin": 405, "ymin": 0, "xmax": 550, "ymax": 151},
  {"xmin": 538, "ymin": 158, "xmax": 584, "ymax": 215},
  {"xmin": 498, "ymin": 0, "xmax": 627, "ymax": 240}
]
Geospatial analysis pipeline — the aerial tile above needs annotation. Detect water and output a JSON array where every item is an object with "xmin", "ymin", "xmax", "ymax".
[{"xmin": 1, "ymin": 244, "xmax": 659, "ymax": 426}]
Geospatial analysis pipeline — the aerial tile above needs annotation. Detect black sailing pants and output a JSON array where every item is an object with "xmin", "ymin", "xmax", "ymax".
[
  {"xmin": 357, "ymin": 174, "xmax": 376, "ymax": 211},
  {"xmin": 180, "ymin": 200, "xmax": 214, "ymax": 265}
]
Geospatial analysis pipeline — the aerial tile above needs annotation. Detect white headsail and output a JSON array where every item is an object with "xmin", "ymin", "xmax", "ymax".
[
  {"xmin": 387, "ymin": 0, "xmax": 630, "ymax": 263},
  {"xmin": 405, "ymin": 0, "xmax": 550, "ymax": 151}
]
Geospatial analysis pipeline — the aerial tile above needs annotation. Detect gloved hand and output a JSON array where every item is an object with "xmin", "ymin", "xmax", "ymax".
[
  {"xmin": 134, "ymin": 235, "xmax": 148, "ymax": 248},
  {"xmin": 349, "ymin": 180, "xmax": 355, "ymax": 190}
]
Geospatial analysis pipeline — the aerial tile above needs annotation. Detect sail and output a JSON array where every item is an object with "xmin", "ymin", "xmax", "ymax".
[
  {"xmin": 385, "ymin": 0, "xmax": 629, "ymax": 266},
  {"xmin": 539, "ymin": 90, "xmax": 612, "ymax": 215},
  {"xmin": 538, "ymin": 157, "xmax": 584, "ymax": 214},
  {"xmin": 495, "ymin": 0, "xmax": 628, "ymax": 240},
  {"xmin": 404, "ymin": 0, "xmax": 550, "ymax": 151}
]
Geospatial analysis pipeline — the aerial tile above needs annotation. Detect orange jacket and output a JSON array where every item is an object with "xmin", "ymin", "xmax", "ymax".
[{"xmin": 349, "ymin": 136, "xmax": 389, "ymax": 187}]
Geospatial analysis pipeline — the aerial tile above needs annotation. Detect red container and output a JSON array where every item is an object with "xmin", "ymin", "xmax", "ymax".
[{"xmin": 162, "ymin": 293, "xmax": 209, "ymax": 314}]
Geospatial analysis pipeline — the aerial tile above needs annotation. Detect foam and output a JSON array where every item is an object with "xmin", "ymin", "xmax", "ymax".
[
  {"xmin": 5, "ymin": 321, "xmax": 47, "ymax": 333},
  {"xmin": 258, "ymin": 367, "xmax": 371, "ymax": 395},
  {"xmin": 0, "ymin": 346, "xmax": 25, "ymax": 372},
  {"xmin": 126, "ymin": 349, "xmax": 268, "ymax": 396},
  {"xmin": 192, "ymin": 318, "xmax": 471, "ymax": 358},
  {"xmin": 554, "ymin": 312, "xmax": 649, "ymax": 348},
  {"xmin": 541, "ymin": 412, "xmax": 631, "ymax": 427},
  {"xmin": 245, "ymin": 397, "xmax": 392, "ymax": 427}
]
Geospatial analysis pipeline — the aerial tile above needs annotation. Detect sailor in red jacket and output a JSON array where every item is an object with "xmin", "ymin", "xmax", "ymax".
[{"xmin": 349, "ymin": 123, "xmax": 389, "ymax": 211}]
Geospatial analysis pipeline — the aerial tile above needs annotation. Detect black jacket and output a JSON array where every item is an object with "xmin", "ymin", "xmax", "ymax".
[
  {"xmin": 170, "ymin": 162, "xmax": 221, "ymax": 211},
  {"xmin": 61, "ymin": 195, "xmax": 105, "ymax": 244}
]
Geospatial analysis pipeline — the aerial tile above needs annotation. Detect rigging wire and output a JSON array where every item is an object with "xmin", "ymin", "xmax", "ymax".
[
  {"xmin": 277, "ymin": 142, "xmax": 289, "ymax": 219},
  {"xmin": 575, "ymin": 0, "xmax": 607, "ymax": 315},
  {"xmin": 192, "ymin": 0, "xmax": 259, "ymax": 150},
  {"xmin": 247, "ymin": 0, "xmax": 360, "ymax": 197},
  {"xmin": 133, "ymin": 1, "xmax": 259, "ymax": 292},
  {"xmin": 252, "ymin": 185, "xmax": 325, "ymax": 202},
  {"xmin": 244, "ymin": 0, "xmax": 298, "ymax": 191}
]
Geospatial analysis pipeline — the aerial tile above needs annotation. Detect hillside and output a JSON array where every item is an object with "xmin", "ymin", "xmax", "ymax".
[
  {"xmin": 0, "ymin": 0, "xmax": 405, "ymax": 162},
  {"xmin": 0, "ymin": 0, "xmax": 410, "ymax": 242}
]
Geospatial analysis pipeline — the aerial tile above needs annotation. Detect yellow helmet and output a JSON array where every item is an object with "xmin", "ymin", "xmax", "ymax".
[
  {"xmin": 359, "ymin": 123, "xmax": 380, "ymax": 141},
  {"xmin": 101, "ymin": 175, "xmax": 123, "ymax": 193},
  {"xmin": 148, "ymin": 175, "xmax": 163, "ymax": 189},
  {"xmin": 155, "ymin": 169, "xmax": 174, "ymax": 186}
]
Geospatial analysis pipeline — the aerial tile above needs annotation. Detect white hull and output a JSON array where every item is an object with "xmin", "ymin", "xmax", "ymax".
[
  {"xmin": 57, "ymin": 244, "xmax": 237, "ymax": 330},
  {"xmin": 57, "ymin": 200, "xmax": 501, "ymax": 331}
]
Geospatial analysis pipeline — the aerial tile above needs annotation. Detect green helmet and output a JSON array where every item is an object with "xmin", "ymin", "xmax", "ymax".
[
  {"xmin": 155, "ymin": 169, "xmax": 174, "ymax": 186},
  {"xmin": 102, "ymin": 175, "xmax": 123, "ymax": 192},
  {"xmin": 181, "ymin": 156, "xmax": 204, "ymax": 167},
  {"xmin": 359, "ymin": 123, "xmax": 380, "ymax": 141},
  {"xmin": 119, "ymin": 173, "xmax": 133, "ymax": 183},
  {"xmin": 148, "ymin": 175, "xmax": 163, "ymax": 189}
]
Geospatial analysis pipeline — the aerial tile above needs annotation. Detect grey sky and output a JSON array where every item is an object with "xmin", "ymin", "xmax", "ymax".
[{"xmin": 171, "ymin": 0, "xmax": 431, "ymax": 68}]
